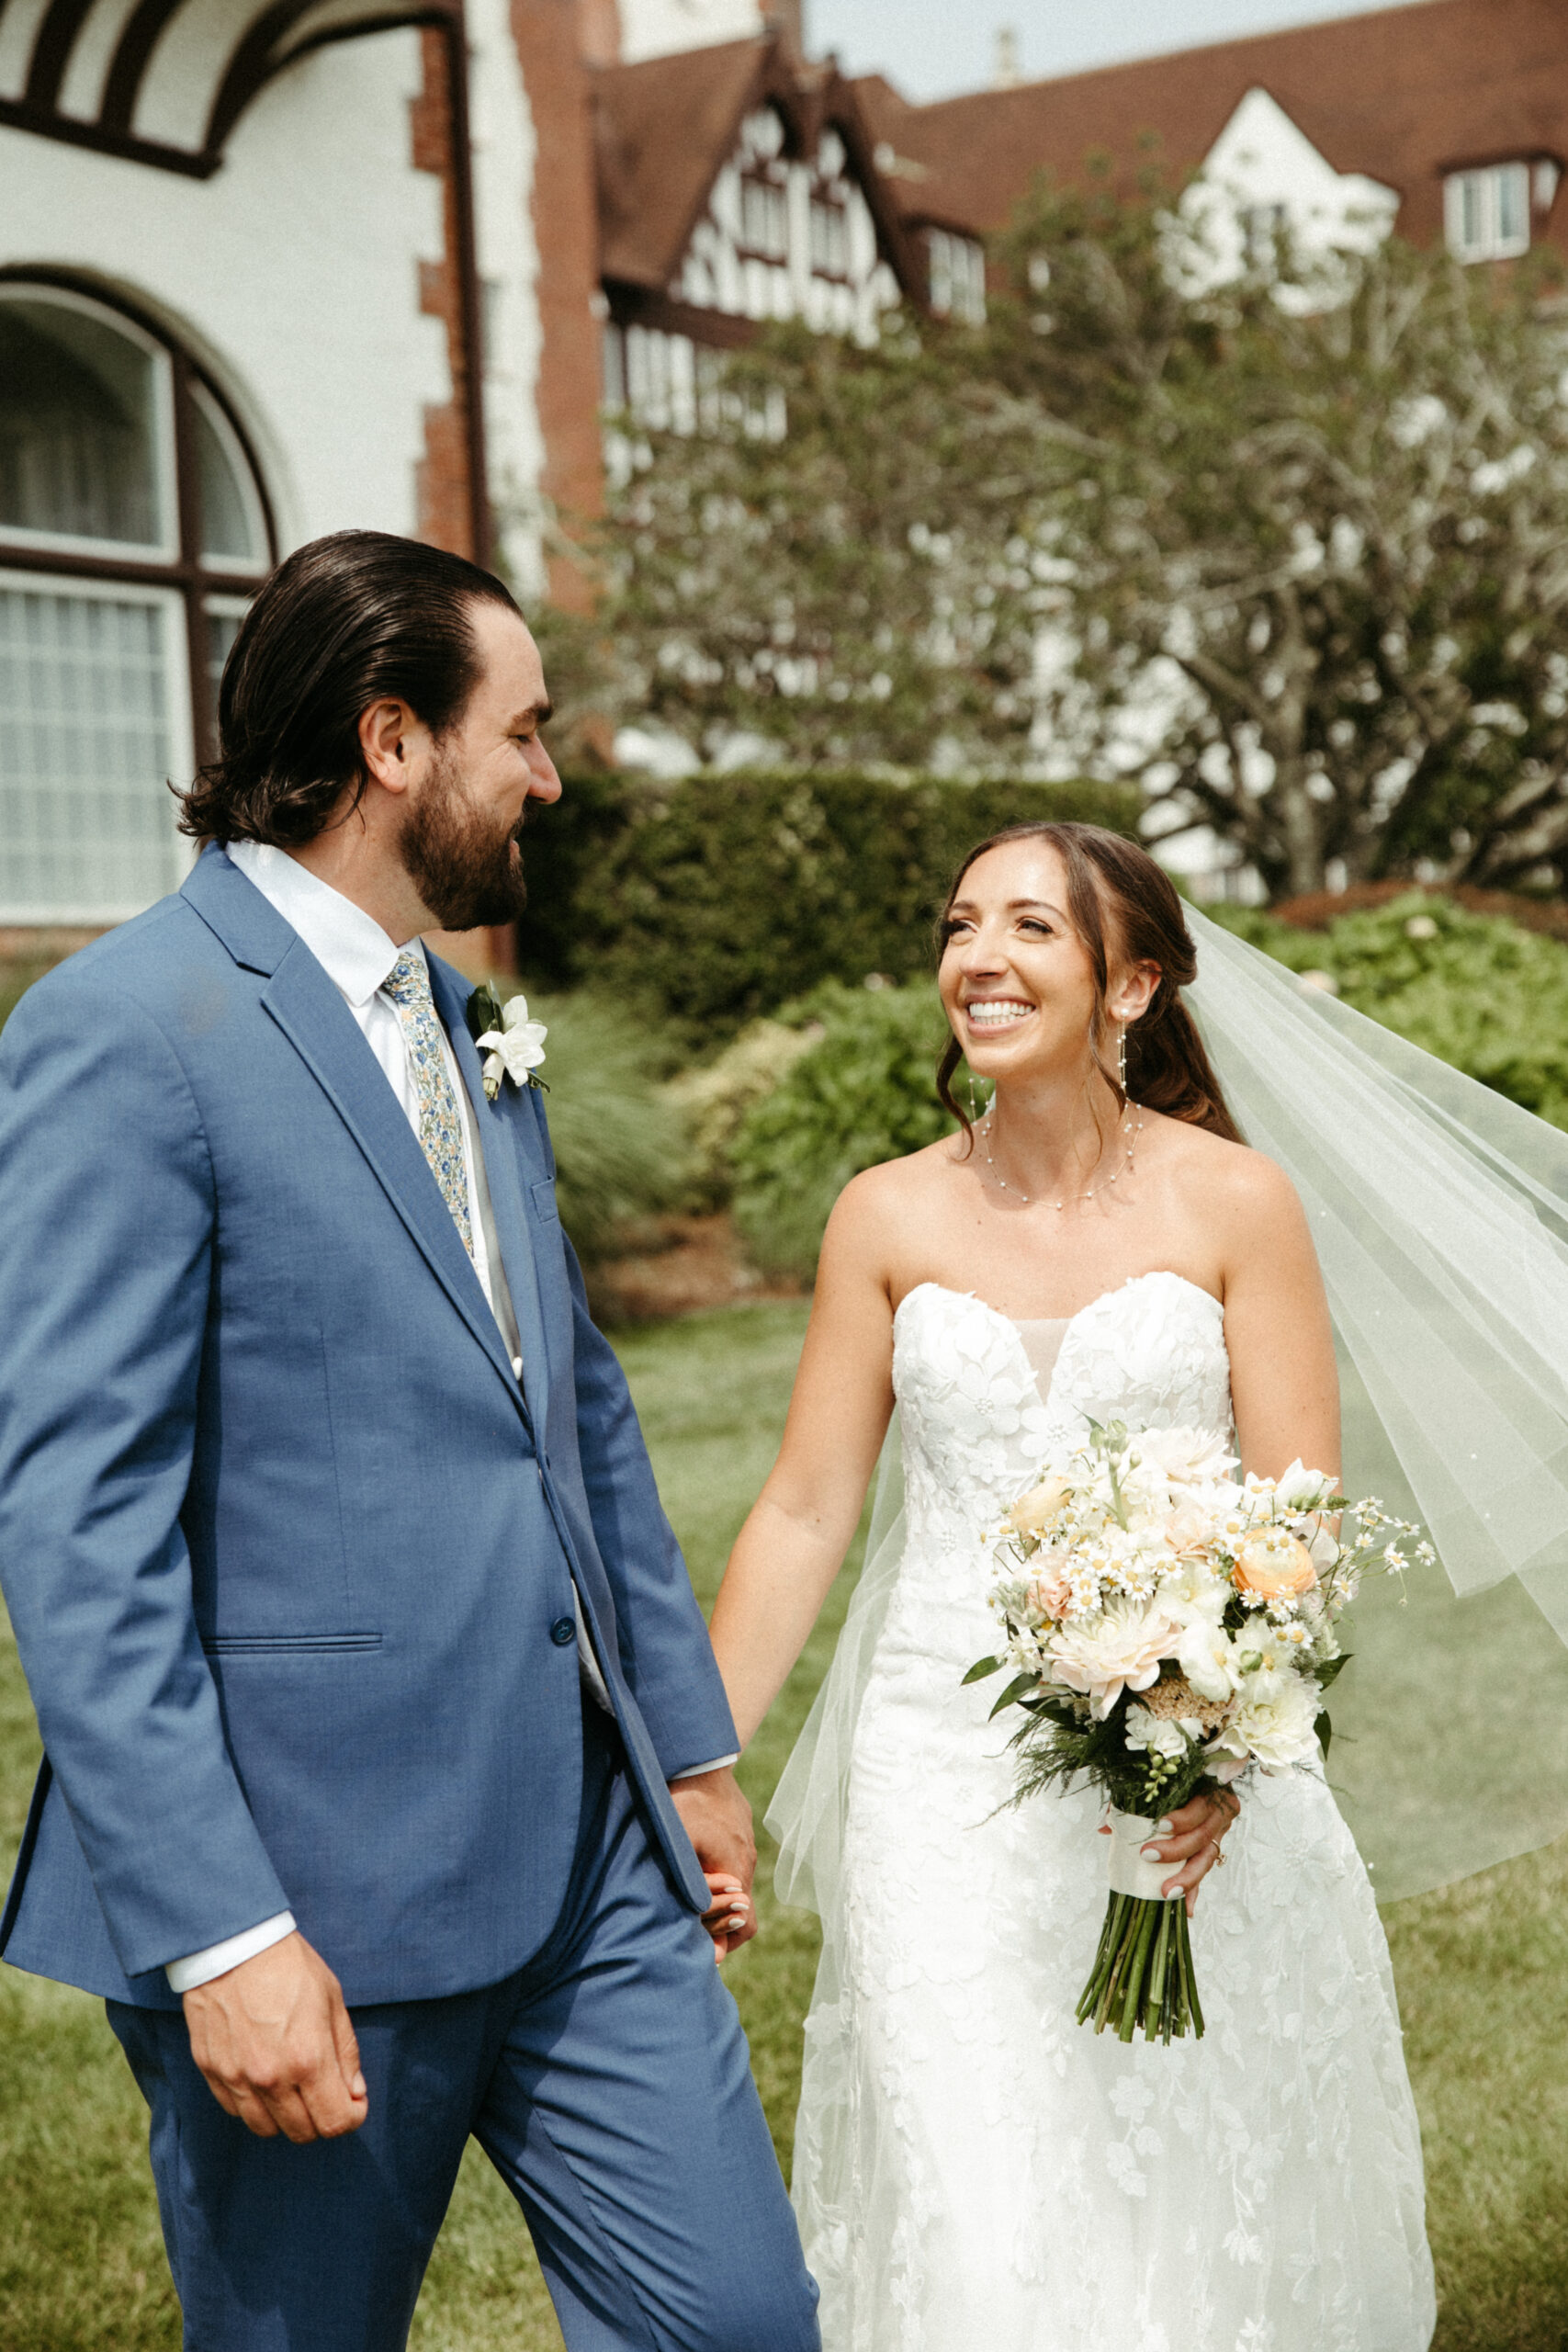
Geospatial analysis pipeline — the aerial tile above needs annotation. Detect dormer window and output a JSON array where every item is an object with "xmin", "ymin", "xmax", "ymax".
[
  {"xmin": 1445, "ymin": 162, "xmax": 1532, "ymax": 261},
  {"xmin": 739, "ymin": 175, "xmax": 789, "ymax": 261},
  {"xmin": 809, "ymin": 192, "xmax": 849, "ymax": 279},
  {"xmin": 926, "ymin": 229, "xmax": 987, "ymax": 325}
]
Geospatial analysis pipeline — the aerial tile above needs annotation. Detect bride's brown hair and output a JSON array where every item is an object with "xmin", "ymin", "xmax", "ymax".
[{"xmin": 935, "ymin": 821, "xmax": 1244, "ymax": 1147}]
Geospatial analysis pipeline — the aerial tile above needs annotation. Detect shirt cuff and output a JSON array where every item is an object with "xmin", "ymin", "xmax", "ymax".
[
  {"xmin": 670, "ymin": 1755, "xmax": 740, "ymax": 1781},
  {"xmin": 165, "ymin": 1912, "xmax": 297, "ymax": 1995}
]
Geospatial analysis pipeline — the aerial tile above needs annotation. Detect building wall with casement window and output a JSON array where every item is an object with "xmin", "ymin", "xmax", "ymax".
[
  {"xmin": 0, "ymin": 6, "xmax": 550, "ymax": 936},
  {"xmin": 1, "ymin": 36, "xmax": 452, "ymax": 558}
]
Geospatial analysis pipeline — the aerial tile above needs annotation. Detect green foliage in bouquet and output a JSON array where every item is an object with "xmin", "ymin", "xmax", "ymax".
[
  {"xmin": 1211, "ymin": 892, "xmax": 1568, "ymax": 1129},
  {"xmin": 730, "ymin": 981, "xmax": 961, "ymax": 1280}
]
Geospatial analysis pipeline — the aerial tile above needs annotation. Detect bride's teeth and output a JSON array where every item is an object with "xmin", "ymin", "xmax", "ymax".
[{"xmin": 967, "ymin": 1002, "xmax": 1033, "ymax": 1026}]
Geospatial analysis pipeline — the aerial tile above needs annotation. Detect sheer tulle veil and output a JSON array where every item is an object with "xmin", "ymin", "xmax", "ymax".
[{"xmin": 769, "ymin": 903, "xmax": 1568, "ymax": 1927}]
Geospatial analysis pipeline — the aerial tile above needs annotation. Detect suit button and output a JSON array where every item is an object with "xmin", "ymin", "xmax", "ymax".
[{"xmin": 549, "ymin": 1616, "xmax": 576, "ymax": 1647}]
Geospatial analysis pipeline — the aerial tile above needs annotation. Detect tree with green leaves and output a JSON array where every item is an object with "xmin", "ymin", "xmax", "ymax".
[
  {"xmin": 567, "ymin": 172, "xmax": 1568, "ymax": 899},
  {"xmin": 569, "ymin": 320, "xmax": 1050, "ymax": 774},
  {"xmin": 988, "ymin": 175, "xmax": 1568, "ymax": 897}
]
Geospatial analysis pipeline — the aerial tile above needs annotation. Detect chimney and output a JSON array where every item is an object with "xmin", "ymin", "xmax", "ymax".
[
  {"xmin": 993, "ymin": 25, "xmax": 1021, "ymax": 87},
  {"xmin": 762, "ymin": 0, "xmax": 804, "ymax": 58}
]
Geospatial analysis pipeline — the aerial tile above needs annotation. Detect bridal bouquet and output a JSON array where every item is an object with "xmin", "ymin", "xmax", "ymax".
[{"xmin": 965, "ymin": 1423, "xmax": 1427, "ymax": 2046}]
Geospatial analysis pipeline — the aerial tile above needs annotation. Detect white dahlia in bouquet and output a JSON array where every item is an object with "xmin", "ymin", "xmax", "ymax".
[{"xmin": 965, "ymin": 1421, "xmax": 1427, "ymax": 2047}]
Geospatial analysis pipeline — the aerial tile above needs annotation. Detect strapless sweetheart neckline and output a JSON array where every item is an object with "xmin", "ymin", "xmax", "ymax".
[{"xmin": 894, "ymin": 1268, "xmax": 1224, "ymax": 1342}]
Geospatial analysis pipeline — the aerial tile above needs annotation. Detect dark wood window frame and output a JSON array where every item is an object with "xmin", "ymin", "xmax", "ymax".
[{"xmin": 0, "ymin": 266, "xmax": 277, "ymax": 763}]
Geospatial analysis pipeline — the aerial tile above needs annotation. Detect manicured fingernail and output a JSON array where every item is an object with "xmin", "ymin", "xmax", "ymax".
[{"xmin": 1142, "ymin": 1846, "xmax": 1163, "ymax": 1860}]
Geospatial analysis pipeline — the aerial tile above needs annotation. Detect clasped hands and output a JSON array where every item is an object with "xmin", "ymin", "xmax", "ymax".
[
  {"xmin": 1099, "ymin": 1782, "xmax": 1242, "ymax": 1916},
  {"xmin": 669, "ymin": 1762, "xmax": 758, "ymax": 1962}
]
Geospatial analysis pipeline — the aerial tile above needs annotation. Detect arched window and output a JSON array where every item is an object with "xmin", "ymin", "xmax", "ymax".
[{"xmin": 0, "ymin": 279, "xmax": 274, "ymax": 924}]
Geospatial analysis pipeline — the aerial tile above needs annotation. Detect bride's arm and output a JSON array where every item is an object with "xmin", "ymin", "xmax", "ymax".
[
  {"xmin": 1214, "ymin": 1149, "xmax": 1341, "ymax": 1482},
  {"xmin": 708, "ymin": 1175, "xmax": 897, "ymax": 1750}
]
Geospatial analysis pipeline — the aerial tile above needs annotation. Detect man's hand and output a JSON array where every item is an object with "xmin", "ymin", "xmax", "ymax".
[
  {"xmin": 181, "ymin": 1931, "xmax": 367, "ymax": 2143},
  {"xmin": 669, "ymin": 1767, "xmax": 758, "ymax": 1961}
]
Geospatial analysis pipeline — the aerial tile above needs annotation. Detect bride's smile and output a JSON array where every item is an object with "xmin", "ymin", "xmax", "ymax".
[{"xmin": 936, "ymin": 836, "xmax": 1162, "ymax": 1223}]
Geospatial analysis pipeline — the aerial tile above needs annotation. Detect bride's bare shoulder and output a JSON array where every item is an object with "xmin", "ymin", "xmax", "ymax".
[
  {"xmin": 1157, "ymin": 1114, "xmax": 1306, "ymax": 1238},
  {"xmin": 822, "ymin": 1136, "xmax": 969, "ymax": 1257}
]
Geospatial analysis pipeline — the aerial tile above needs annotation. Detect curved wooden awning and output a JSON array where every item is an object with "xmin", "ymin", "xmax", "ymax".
[{"xmin": 0, "ymin": 0, "xmax": 462, "ymax": 176}]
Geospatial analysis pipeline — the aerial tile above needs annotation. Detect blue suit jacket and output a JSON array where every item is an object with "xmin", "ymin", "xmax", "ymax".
[{"xmin": 0, "ymin": 847, "xmax": 735, "ymax": 2009}]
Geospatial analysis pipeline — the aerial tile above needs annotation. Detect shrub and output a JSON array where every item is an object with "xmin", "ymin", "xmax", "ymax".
[
  {"xmin": 515, "ymin": 770, "xmax": 638, "ymax": 992},
  {"xmin": 515, "ymin": 771, "xmax": 1140, "ymax": 1047},
  {"xmin": 730, "ymin": 981, "xmax": 959, "ymax": 1280},
  {"xmin": 1208, "ymin": 892, "xmax": 1568, "ymax": 1130},
  {"xmin": 494, "ymin": 990, "xmax": 688, "ymax": 1262},
  {"xmin": 665, "ymin": 1017, "xmax": 826, "ymax": 1210}
]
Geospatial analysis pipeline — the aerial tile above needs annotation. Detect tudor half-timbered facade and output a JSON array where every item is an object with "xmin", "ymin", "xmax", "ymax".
[{"xmin": 592, "ymin": 31, "xmax": 985, "ymax": 433}]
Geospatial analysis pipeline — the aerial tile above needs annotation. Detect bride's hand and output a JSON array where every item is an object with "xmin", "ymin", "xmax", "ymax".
[
  {"xmin": 1100, "ymin": 1787, "xmax": 1241, "ymax": 1917},
  {"xmin": 700, "ymin": 1873, "xmax": 753, "ymax": 1962}
]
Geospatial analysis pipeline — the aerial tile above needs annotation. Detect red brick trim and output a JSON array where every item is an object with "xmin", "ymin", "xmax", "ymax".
[{"xmin": 412, "ymin": 25, "xmax": 481, "ymax": 558}]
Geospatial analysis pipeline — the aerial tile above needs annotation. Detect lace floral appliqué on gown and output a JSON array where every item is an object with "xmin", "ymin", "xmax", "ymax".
[{"xmin": 789, "ymin": 1273, "xmax": 1435, "ymax": 2352}]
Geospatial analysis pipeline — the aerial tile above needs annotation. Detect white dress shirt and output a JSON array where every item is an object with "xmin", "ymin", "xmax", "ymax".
[{"xmin": 167, "ymin": 844, "xmax": 730, "ymax": 1995}]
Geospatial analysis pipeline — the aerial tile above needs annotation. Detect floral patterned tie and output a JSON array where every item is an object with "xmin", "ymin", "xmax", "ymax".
[{"xmin": 381, "ymin": 949, "xmax": 475, "ymax": 1258}]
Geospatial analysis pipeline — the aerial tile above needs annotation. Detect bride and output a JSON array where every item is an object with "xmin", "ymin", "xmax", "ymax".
[{"xmin": 708, "ymin": 822, "xmax": 1436, "ymax": 2350}]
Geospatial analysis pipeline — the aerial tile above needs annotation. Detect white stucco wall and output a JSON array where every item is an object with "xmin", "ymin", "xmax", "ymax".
[
  {"xmin": 0, "ymin": 29, "xmax": 452, "ymax": 553},
  {"xmin": 615, "ymin": 0, "xmax": 762, "ymax": 63},
  {"xmin": 1183, "ymin": 86, "xmax": 1399, "ymax": 289},
  {"xmin": 466, "ymin": 0, "xmax": 547, "ymax": 592}
]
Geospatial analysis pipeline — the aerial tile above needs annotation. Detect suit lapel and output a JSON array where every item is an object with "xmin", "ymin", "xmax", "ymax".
[
  {"xmin": 258, "ymin": 946, "xmax": 525, "ymax": 1403},
  {"xmin": 429, "ymin": 959, "xmax": 554, "ymax": 1427},
  {"xmin": 182, "ymin": 848, "xmax": 527, "ymax": 1412}
]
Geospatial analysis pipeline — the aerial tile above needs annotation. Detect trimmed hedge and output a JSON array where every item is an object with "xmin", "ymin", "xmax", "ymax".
[{"xmin": 514, "ymin": 771, "xmax": 1140, "ymax": 1047}]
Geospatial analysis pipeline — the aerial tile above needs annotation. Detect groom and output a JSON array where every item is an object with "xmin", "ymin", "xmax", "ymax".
[{"xmin": 0, "ymin": 531, "xmax": 819, "ymax": 2350}]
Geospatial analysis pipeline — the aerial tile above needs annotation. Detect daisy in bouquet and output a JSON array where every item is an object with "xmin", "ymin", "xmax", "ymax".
[{"xmin": 964, "ymin": 1421, "xmax": 1427, "ymax": 2046}]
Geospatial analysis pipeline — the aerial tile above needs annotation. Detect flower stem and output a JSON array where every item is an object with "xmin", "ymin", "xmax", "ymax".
[{"xmin": 1078, "ymin": 1891, "xmax": 1205, "ymax": 2045}]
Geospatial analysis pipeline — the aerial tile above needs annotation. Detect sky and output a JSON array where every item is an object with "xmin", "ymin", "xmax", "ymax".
[{"xmin": 808, "ymin": 0, "xmax": 1427, "ymax": 102}]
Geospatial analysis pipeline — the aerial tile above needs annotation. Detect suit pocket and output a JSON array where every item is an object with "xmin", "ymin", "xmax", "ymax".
[
  {"xmin": 200, "ymin": 1632, "xmax": 384, "ymax": 1656},
  {"xmin": 531, "ymin": 1178, "xmax": 560, "ymax": 1225}
]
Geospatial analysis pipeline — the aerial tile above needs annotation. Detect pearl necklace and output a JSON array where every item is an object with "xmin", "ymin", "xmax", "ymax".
[{"xmin": 978, "ymin": 1102, "xmax": 1145, "ymax": 1210}]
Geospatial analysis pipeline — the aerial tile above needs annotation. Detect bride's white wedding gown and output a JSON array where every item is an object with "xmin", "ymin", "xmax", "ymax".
[{"xmin": 790, "ymin": 1272, "xmax": 1435, "ymax": 2352}]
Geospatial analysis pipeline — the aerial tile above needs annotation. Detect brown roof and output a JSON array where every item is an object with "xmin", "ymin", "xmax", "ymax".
[
  {"xmin": 592, "ymin": 33, "xmax": 919, "ymax": 293},
  {"xmin": 853, "ymin": 0, "xmax": 1568, "ymax": 249}
]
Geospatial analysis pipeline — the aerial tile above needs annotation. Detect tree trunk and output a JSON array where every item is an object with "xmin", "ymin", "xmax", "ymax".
[{"xmin": 1269, "ymin": 763, "xmax": 1327, "ymax": 899}]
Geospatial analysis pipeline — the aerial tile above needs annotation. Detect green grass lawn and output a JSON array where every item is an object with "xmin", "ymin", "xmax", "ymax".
[{"xmin": 4, "ymin": 1300, "xmax": 1568, "ymax": 2346}]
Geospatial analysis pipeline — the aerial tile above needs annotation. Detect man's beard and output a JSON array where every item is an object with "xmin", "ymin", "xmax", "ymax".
[{"xmin": 399, "ymin": 747, "xmax": 527, "ymax": 931}]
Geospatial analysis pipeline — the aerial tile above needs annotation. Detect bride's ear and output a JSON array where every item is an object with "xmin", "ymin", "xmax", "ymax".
[{"xmin": 1107, "ymin": 958, "xmax": 1160, "ymax": 1026}]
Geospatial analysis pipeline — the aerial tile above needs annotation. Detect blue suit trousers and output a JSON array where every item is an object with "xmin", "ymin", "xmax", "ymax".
[{"xmin": 109, "ymin": 1710, "xmax": 819, "ymax": 2352}]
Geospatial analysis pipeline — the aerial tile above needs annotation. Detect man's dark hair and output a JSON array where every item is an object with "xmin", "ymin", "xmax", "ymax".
[{"xmin": 176, "ymin": 529, "xmax": 523, "ymax": 846}]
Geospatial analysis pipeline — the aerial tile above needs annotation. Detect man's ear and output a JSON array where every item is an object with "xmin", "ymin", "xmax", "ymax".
[{"xmin": 357, "ymin": 697, "xmax": 419, "ymax": 796}]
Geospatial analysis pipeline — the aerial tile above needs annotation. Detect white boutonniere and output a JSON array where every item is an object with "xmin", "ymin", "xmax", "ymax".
[{"xmin": 467, "ymin": 983, "xmax": 547, "ymax": 1102}]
